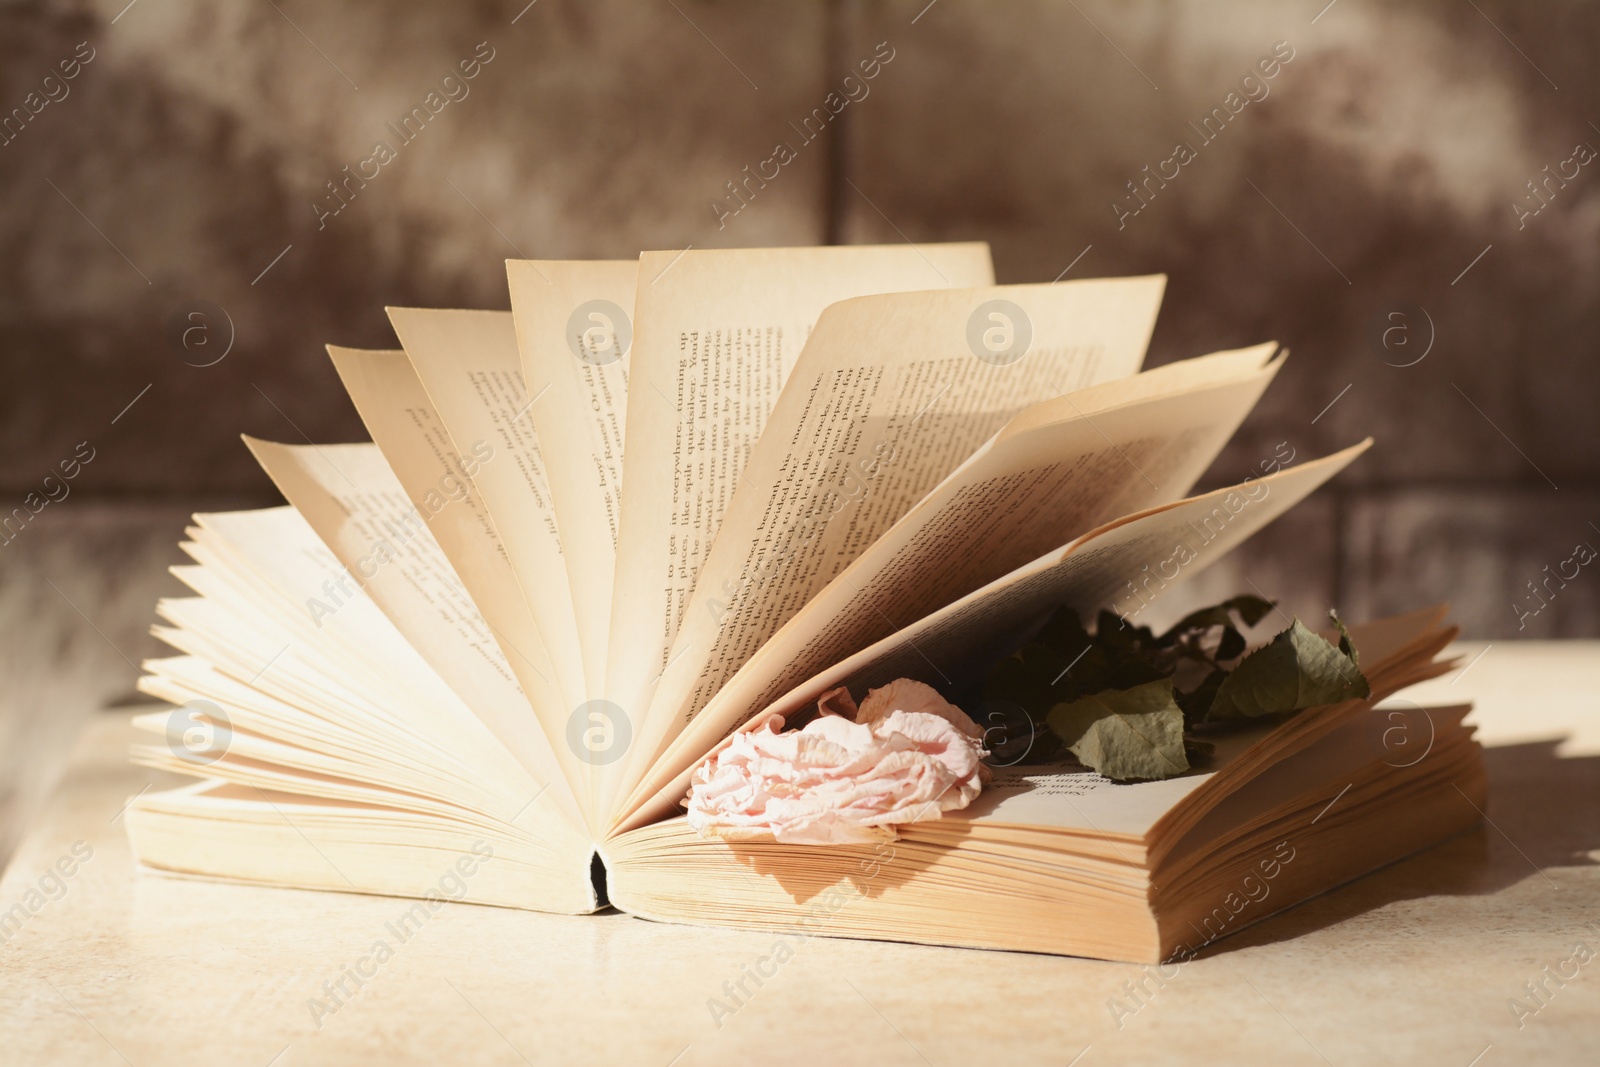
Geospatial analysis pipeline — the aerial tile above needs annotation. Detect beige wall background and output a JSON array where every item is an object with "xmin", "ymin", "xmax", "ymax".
[{"xmin": 1, "ymin": 0, "xmax": 1597, "ymax": 860}]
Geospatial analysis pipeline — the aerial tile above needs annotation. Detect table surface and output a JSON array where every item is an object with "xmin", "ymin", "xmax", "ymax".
[{"xmin": 1, "ymin": 641, "xmax": 1597, "ymax": 1066}]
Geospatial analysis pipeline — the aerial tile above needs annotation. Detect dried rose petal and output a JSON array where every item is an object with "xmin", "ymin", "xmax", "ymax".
[
  {"xmin": 685, "ymin": 680, "xmax": 990, "ymax": 845},
  {"xmin": 816, "ymin": 685, "xmax": 860, "ymax": 720}
]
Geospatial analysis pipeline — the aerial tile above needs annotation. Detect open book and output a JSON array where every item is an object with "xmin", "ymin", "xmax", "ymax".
[{"xmin": 124, "ymin": 244, "xmax": 1484, "ymax": 962}]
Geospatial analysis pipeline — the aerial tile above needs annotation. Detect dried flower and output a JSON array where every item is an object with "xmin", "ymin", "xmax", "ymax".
[{"xmin": 686, "ymin": 679, "xmax": 989, "ymax": 844}]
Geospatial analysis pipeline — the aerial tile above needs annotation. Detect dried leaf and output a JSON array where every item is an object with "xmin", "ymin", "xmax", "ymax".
[
  {"xmin": 980, "ymin": 597, "xmax": 1372, "ymax": 782},
  {"xmin": 1205, "ymin": 620, "xmax": 1370, "ymax": 722},
  {"xmin": 1046, "ymin": 678, "xmax": 1189, "ymax": 781},
  {"xmin": 1216, "ymin": 624, "xmax": 1247, "ymax": 662},
  {"xmin": 1158, "ymin": 595, "xmax": 1276, "ymax": 641},
  {"xmin": 1184, "ymin": 735, "xmax": 1217, "ymax": 763},
  {"xmin": 1330, "ymin": 609, "xmax": 1359, "ymax": 668}
]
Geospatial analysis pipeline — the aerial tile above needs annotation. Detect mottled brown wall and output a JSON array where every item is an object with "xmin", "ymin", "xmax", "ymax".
[{"xmin": 1, "ymin": 0, "xmax": 1596, "ymax": 853}]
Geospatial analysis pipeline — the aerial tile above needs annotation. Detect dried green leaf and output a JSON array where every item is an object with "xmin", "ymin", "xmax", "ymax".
[
  {"xmin": 1176, "ymin": 667, "xmax": 1227, "ymax": 721},
  {"xmin": 1330, "ymin": 609, "xmax": 1359, "ymax": 668},
  {"xmin": 1159, "ymin": 595, "xmax": 1276, "ymax": 642},
  {"xmin": 1232, "ymin": 596, "xmax": 1278, "ymax": 627},
  {"xmin": 981, "ymin": 597, "xmax": 1372, "ymax": 777},
  {"xmin": 1097, "ymin": 610, "xmax": 1156, "ymax": 654},
  {"xmin": 1036, "ymin": 607, "xmax": 1093, "ymax": 650},
  {"xmin": 1216, "ymin": 624, "xmax": 1247, "ymax": 662},
  {"xmin": 1046, "ymin": 678, "xmax": 1190, "ymax": 781},
  {"xmin": 1205, "ymin": 620, "xmax": 1370, "ymax": 722}
]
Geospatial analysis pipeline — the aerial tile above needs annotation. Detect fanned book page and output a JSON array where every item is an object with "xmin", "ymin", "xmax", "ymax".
[
  {"xmin": 632, "ymin": 338, "xmax": 1280, "ymax": 803},
  {"xmin": 602, "ymin": 243, "xmax": 994, "ymax": 806},
  {"xmin": 621, "ymin": 276, "xmax": 1170, "ymax": 793},
  {"xmin": 506, "ymin": 259, "xmax": 638, "ymax": 697},
  {"xmin": 240, "ymin": 439, "xmax": 534, "ymax": 751},
  {"xmin": 326, "ymin": 346, "xmax": 575, "ymax": 808},
  {"xmin": 383, "ymin": 308, "xmax": 585, "ymax": 714},
  {"xmin": 140, "ymin": 506, "xmax": 581, "ymax": 836},
  {"xmin": 617, "ymin": 439, "xmax": 1369, "ymax": 833},
  {"xmin": 122, "ymin": 245, "xmax": 1485, "ymax": 964}
]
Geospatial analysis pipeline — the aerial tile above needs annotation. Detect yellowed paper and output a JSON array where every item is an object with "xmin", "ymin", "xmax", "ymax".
[
  {"xmin": 241, "ymin": 440, "xmax": 580, "ymax": 818},
  {"xmin": 603, "ymin": 242, "xmax": 995, "ymax": 807},
  {"xmin": 385, "ymin": 307, "xmax": 587, "ymax": 721},
  {"xmin": 154, "ymin": 506, "xmax": 581, "ymax": 833},
  {"xmin": 327, "ymin": 346, "xmax": 590, "ymax": 814},
  {"xmin": 640, "ymin": 342, "xmax": 1279, "ymax": 797},
  {"xmin": 507, "ymin": 259, "xmax": 638, "ymax": 695},
  {"xmin": 624, "ymin": 277, "xmax": 1170, "ymax": 788},
  {"xmin": 618, "ymin": 440, "xmax": 1370, "ymax": 832}
]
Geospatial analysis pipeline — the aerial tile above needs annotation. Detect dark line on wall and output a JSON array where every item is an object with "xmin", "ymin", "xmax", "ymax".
[
  {"xmin": 12, "ymin": 476, "xmax": 1600, "ymax": 508},
  {"xmin": 822, "ymin": 0, "xmax": 849, "ymax": 246},
  {"xmin": 1331, "ymin": 487, "xmax": 1348, "ymax": 612},
  {"xmin": 1189, "ymin": 477, "xmax": 1600, "ymax": 498},
  {"xmin": 0, "ymin": 491, "xmax": 282, "ymax": 508},
  {"xmin": 15, "ymin": 479, "xmax": 1600, "ymax": 505}
]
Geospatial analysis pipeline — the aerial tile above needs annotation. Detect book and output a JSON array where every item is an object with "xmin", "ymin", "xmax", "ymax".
[{"xmin": 123, "ymin": 243, "xmax": 1485, "ymax": 962}]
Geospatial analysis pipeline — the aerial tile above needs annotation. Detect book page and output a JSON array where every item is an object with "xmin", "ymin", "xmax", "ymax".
[
  {"xmin": 241, "ymin": 440, "xmax": 573, "ymax": 811},
  {"xmin": 179, "ymin": 512, "xmax": 512, "ymax": 767},
  {"xmin": 602, "ymin": 243, "xmax": 994, "ymax": 805},
  {"xmin": 129, "ymin": 781, "xmax": 598, "ymax": 914},
  {"xmin": 327, "ymin": 346, "xmax": 590, "ymax": 812},
  {"xmin": 644, "ymin": 343, "xmax": 1280, "ymax": 781},
  {"xmin": 962, "ymin": 758, "xmax": 1233, "ymax": 840},
  {"xmin": 176, "ymin": 507, "xmax": 580, "ymax": 829},
  {"xmin": 947, "ymin": 702, "xmax": 1470, "ymax": 839},
  {"xmin": 788, "ymin": 440, "xmax": 1370, "ymax": 716},
  {"xmin": 1156, "ymin": 704, "xmax": 1472, "ymax": 865},
  {"xmin": 384, "ymin": 307, "xmax": 587, "ymax": 720},
  {"xmin": 507, "ymin": 259, "xmax": 638, "ymax": 694},
  {"xmin": 617, "ymin": 441, "xmax": 1370, "ymax": 832},
  {"xmin": 623, "ymin": 277, "xmax": 1169, "ymax": 790}
]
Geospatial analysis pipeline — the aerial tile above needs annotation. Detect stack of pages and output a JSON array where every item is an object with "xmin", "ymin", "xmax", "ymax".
[{"xmin": 125, "ymin": 244, "xmax": 1484, "ymax": 962}]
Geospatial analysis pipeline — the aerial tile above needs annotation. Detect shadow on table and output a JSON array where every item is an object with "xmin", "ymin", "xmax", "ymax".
[
  {"xmin": 1197, "ymin": 739, "xmax": 1600, "ymax": 958},
  {"xmin": 719, "ymin": 740, "xmax": 1598, "ymax": 956},
  {"xmin": 722, "ymin": 834, "xmax": 946, "ymax": 905}
]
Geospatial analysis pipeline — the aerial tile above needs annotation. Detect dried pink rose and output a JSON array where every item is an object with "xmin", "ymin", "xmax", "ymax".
[{"xmin": 685, "ymin": 679, "xmax": 990, "ymax": 845}]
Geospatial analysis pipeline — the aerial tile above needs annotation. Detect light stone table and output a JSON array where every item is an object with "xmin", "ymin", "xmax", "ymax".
[{"xmin": 1, "ymin": 642, "xmax": 1597, "ymax": 1066}]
